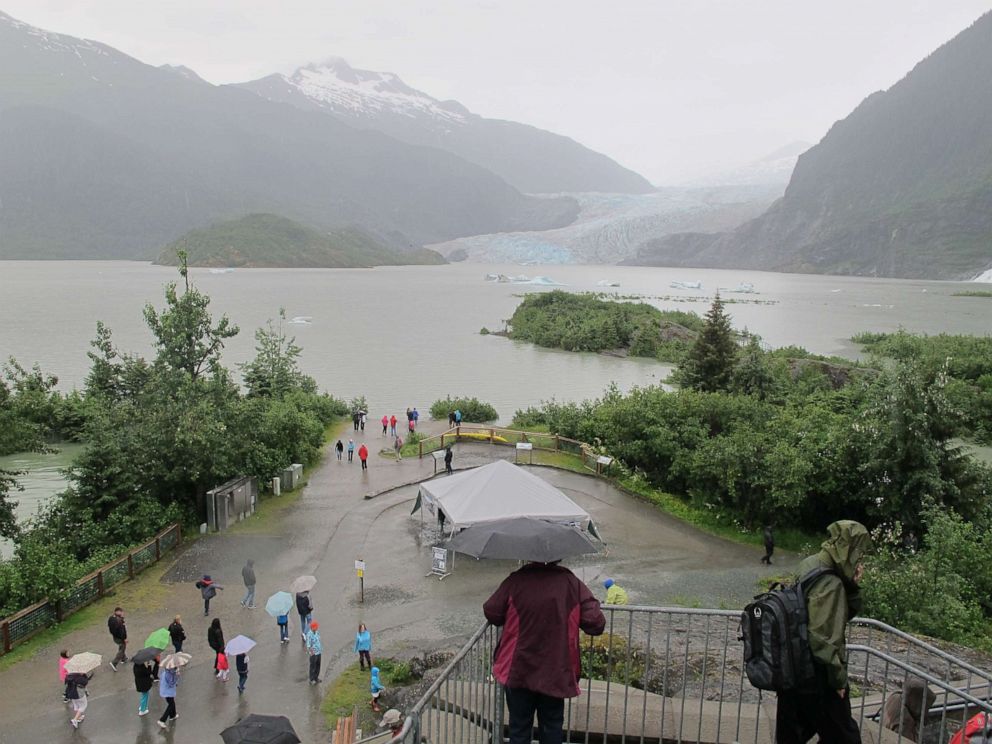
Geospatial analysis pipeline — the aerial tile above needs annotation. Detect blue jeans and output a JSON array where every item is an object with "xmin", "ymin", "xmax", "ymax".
[
  {"xmin": 238, "ymin": 672, "xmax": 248, "ymax": 692},
  {"xmin": 242, "ymin": 585, "xmax": 255, "ymax": 606},
  {"xmin": 138, "ymin": 690, "xmax": 149, "ymax": 713},
  {"xmin": 279, "ymin": 623, "xmax": 289, "ymax": 642},
  {"xmin": 299, "ymin": 613, "xmax": 311, "ymax": 637}
]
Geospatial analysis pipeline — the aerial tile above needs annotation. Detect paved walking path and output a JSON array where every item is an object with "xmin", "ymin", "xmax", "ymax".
[{"xmin": 0, "ymin": 418, "xmax": 788, "ymax": 744}]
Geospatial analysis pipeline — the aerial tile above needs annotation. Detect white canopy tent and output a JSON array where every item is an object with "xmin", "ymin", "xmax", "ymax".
[{"xmin": 411, "ymin": 459, "xmax": 599, "ymax": 538}]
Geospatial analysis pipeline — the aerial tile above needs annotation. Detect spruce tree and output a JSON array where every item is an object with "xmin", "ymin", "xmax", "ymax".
[{"xmin": 678, "ymin": 294, "xmax": 737, "ymax": 392}]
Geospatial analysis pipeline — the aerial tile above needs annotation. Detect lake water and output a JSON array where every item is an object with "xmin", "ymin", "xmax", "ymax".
[{"xmin": 1, "ymin": 260, "xmax": 990, "ymax": 540}]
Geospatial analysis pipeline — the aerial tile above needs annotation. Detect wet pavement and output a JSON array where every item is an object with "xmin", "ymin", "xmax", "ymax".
[{"xmin": 0, "ymin": 420, "xmax": 796, "ymax": 744}]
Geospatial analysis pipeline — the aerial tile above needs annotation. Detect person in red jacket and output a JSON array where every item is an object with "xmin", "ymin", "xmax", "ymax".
[
  {"xmin": 358, "ymin": 443, "xmax": 369, "ymax": 471},
  {"xmin": 483, "ymin": 562, "xmax": 605, "ymax": 744}
]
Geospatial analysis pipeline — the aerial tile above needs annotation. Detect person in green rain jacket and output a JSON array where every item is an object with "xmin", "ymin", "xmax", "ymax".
[{"xmin": 776, "ymin": 520, "xmax": 872, "ymax": 744}]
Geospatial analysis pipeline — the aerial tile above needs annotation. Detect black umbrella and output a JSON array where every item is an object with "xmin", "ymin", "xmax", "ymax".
[
  {"xmin": 131, "ymin": 646, "xmax": 161, "ymax": 664},
  {"xmin": 445, "ymin": 517, "xmax": 600, "ymax": 563},
  {"xmin": 220, "ymin": 714, "xmax": 301, "ymax": 744}
]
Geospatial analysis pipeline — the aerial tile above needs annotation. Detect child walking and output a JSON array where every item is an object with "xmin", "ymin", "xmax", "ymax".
[
  {"xmin": 277, "ymin": 612, "xmax": 290, "ymax": 643},
  {"xmin": 216, "ymin": 651, "xmax": 230, "ymax": 682},
  {"xmin": 370, "ymin": 666, "xmax": 385, "ymax": 712},
  {"xmin": 59, "ymin": 650, "xmax": 70, "ymax": 703}
]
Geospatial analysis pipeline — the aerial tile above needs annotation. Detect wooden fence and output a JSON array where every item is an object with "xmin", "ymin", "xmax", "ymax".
[{"xmin": 0, "ymin": 523, "xmax": 182, "ymax": 654}]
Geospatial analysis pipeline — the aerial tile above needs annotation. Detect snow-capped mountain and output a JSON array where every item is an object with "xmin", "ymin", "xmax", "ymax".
[
  {"xmin": 284, "ymin": 57, "xmax": 469, "ymax": 124},
  {"xmin": 681, "ymin": 141, "xmax": 810, "ymax": 188},
  {"xmin": 236, "ymin": 59, "xmax": 653, "ymax": 195}
]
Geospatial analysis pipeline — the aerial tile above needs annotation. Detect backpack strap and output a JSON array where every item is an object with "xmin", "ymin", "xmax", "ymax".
[{"xmin": 797, "ymin": 566, "xmax": 836, "ymax": 601}]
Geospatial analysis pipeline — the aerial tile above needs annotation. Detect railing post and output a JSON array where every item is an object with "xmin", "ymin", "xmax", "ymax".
[
  {"xmin": 127, "ymin": 553, "xmax": 135, "ymax": 579},
  {"xmin": 56, "ymin": 599, "xmax": 64, "ymax": 623},
  {"xmin": 155, "ymin": 536, "xmax": 161, "ymax": 561},
  {"xmin": 489, "ymin": 428, "xmax": 494, "ymax": 443},
  {"xmin": 555, "ymin": 434, "xmax": 560, "ymax": 451},
  {"xmin": 1, "ymin": 620, "xmax": 9, "ymax": 653},
  {"xmin": 176, "ymin": 523, "xmax": 181, "ymax": 546},
  {"xmin": 419, "ymin": 440, "xmax": 423, "ymax": 459},
  {"xmin": 97, "ymin": 571, "xmax": 104, "ymax": 598}
]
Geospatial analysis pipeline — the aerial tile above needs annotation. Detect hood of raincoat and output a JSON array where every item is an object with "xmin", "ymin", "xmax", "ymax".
[{"xmin": 819, "ymin": 520, "xmax": 872, "ymax": 583}]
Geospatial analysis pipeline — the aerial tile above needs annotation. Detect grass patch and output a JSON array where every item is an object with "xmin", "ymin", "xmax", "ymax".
[
  {"xmin": 616, "ymin": 474, "xmax": 816, "ymax": 554},
  {"xmin": 532, "ymin": 450, "xmax": 587, "ymax": 474},
  {"xmin": 952, "ymin": 290, "xmax": 992, "ymax": 298},
  {"xmin": 321, "ymin": 657, "xmax": 415, "ymax": 729},
  {"xmin": 0, "ymin": 557, "xmax": 179, "ymax": 671}
]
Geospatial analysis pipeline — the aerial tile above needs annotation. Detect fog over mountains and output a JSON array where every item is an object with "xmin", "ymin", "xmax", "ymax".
[
  {"xmin": 237, "ymin": 59, "xmax": 654, "ymax": 195},
  {"xmin": 628, "ymin": 12, "xmax": 992, "ymax": 279},
  {"xmin": 0, "ymin": 11, "xmax": 650, "ymax": 261}
]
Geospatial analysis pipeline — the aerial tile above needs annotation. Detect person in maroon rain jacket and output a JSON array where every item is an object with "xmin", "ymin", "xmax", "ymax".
[{"xmin": 483, "ymin": 562, "xmax": 606, "ymax": 744}]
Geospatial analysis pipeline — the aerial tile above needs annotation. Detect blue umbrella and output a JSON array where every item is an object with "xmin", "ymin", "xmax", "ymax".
[{"xmin": 265, "ymin": 591, "xmax": 293, "ymax": 617}]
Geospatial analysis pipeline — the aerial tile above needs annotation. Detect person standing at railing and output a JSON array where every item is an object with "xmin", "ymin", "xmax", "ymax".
[
  {"xmin": 483, "ymin": 561, "xmax": 606, "ymax": 744},
  {"xmin": 444, "ymin": 445, "xmax": 453, "ymax": 475},
  {"xmin": 761, "ymin": 524, "xmax": 775, "ymax": 565},
  {"xmin": 775, "ymin": 520, "xmax": 871, "ymax": 744}
]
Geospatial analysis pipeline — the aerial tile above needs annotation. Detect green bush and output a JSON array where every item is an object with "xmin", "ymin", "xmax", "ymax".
[{"xmin": 429, "ymin": 396, "xmax": 498, "ymax": 423}]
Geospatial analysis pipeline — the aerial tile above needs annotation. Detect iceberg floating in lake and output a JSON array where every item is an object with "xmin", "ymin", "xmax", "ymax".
[
  {"xmin": 288, "ymin": 316, "xmax": 312, "ymax": 325},
  {"xmin": 719, "ymin": 282, "xmax": 756, "ymax": 294},
  {"xmin": 597, "ymin": 280, "xmax": 621, "ymax": 287},
  {"xmin": 209, "ymin": 268, "xmax": 234, "ymax": 274},
  {"xmin": 517, "ymin": 275, "xmax": 565, "ymax": 286},
  {"xmin": 670, "ymin": 280, "xmax": 702, "ymax": 290}
]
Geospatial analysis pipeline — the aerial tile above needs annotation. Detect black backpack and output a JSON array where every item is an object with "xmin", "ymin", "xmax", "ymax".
[{"xmin": 740, "ymin": 567, "xmax": 834, "ymax": 692}]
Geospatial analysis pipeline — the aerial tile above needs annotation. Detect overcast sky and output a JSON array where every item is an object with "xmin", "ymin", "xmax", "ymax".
[{"xmin": 4, "ymin": 1, "xmax": 991, "ymax": 184}]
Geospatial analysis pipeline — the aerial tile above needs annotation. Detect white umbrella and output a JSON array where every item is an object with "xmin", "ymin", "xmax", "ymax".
[
  {"xmin": 289, "ymin": 575, "xmax": 317, "ymax": 593},
  {"xmin": 265, "ymin": 591, "xmax": 294, "ymax": 617},
  {"xmin": 160, "ymin": 652, "xmax": 192, "ymax": 669},
  {"xmin": 64, "ymin": 652, "xmax": 102, "ymax": 674},
  {"xmin": 225, "ymin": 635, "xmax": 256, "ymax": 656}
]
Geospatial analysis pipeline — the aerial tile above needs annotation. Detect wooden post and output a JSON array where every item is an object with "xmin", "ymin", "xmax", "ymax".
[
  {"xmin": 419, "ymin": 440, "xmax": 423, "ymax": 459},
  {"xmin": 176, "ymin": 523, "xmax": 182, "ymax": 547},
  {"xmin": 555, "ymin": 435, "xmax": 560, "ymax": 451},
  {"xmin": 155, "ymin": 536, "xmax": 161, "ymax": 561},
  {"xmin": 489, "ymin": 428, "xmax": 494, "ymax": 443},
  {"xmin": 2, "ymin": 620, "xmax": 10, "ymax": 653},
  {"xmin": 127, "ymin": 553, "xmax": 135, "ymax": 579},
  {"xmin": 56, "ymin": 599, "xmax": 64, "ymax": 623},
  {"xmin": 97, "ymin": 571, "xmax": 104, "ymax": 598}
]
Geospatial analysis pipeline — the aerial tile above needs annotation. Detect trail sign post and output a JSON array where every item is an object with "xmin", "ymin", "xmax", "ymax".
[{"xmin": 355, "ymin": 559, "xmax": 366, "ymax": 603}]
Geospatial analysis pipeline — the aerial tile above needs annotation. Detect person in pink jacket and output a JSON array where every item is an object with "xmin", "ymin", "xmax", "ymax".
[
  {"xmin": 59, "ymin": 649, "xmax": 70, "ymax": 703},
  {"xmin": 381, "ymin": 415, "xmax": 389, "ymax": 436},
  {"xmin": 483, "ymin": 562, "xmax": 605, "ymax": 744}
]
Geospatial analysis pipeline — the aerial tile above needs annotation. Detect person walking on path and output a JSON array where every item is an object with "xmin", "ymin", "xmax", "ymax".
[
  {"xmin": 168, "ymin": 615, "xmax": 186, "ymax": 653},
  {"xmin": 412, "ymin": 408, "xmax": 419, "ymax": 429},
  {"xmin": 236, "ymin": 653, "xmax": 249, "ymax": 693},
  {"xmin": 454, "ymin": 409, "xmax": 462, "ymax": 425},
  {"xmin": 381, "ymin": 415, "xmax": 389, "ymax": 436},
  {"xmin": 355, "ymin": 624, "xmax": 373, "ymax": 670},
  {"xmin": 347, "ymin": 439, "xmax": 355, "ymax": 462},
  {"xmin": 483, "ymin": 561, "xmax": 606, "ymax": 744},
  {"xmin": 448, "ymin": 410, "xmax": 456, "ymax": 427},
  {"xmin": 444, "ymin": 445, "xmax": 453, "ymax": 475},
  {"xmin": 65, "ymin": 671, "xmax": 90, "ymax": 729},
  {"xmin": 107, "ymin": 606, "xmax": 128, "ymax": 670},
  {"xmin": 305, "ymin": 621, "xmax": 323, "ymax": 684},
  {"xmin": 134, "ymin": 659, "xmax": 155, "ymax": 716},
  {"xmin": 353, "ymin": 411, "xmax": 361, "ymax": 431},
  {"xmin": 277, "ymin": 612, "xmax": 290, "ymax": 643},
  {"xmin": 195, "ymin": 575, "xmax": 222, "ymax": 616},
  {"xmin": 59, "ymin": 649, "xmax": 70, "ymax": 703},
  {"xmin": 156, "ymin": 666, "xmax": 179, "ymax": 729},
  {"xmin": 208, "ymin": 618, "xmax": 226, "ymax": 678},
  {"xmin": 390, "ymin": 414, "xmax": 397, "ymax": 437},
  {"xmin": 603, "ymin": 578, "xmax": 629, "ymax": 605},
  {"xmin": 335, "ymin": 439, "xmax": 344, "ymax": 461},
  {"xmin": 358, "ymin": 443, "xmax": 369, "ymax": 471},
  {"xmin": 360, "ymin": 412, "xmax": 367, "ymax": 432},
  {"xmin": 394, "ymin": 436, "xmax": 403, "ymax": 462},
  {"xmin": 296, "ymin": 591, "xmax": 313, "ymax": 641},
  {"xmin": 241, "ymin": 559, "xmax": 256, "ymax": 609},
  {"xmin": 761, "ymin": 525, "xmax": 775, "ymax": 564},
  {"xmin": 370, "ymin": 665, "xmax": 385, "ymax": 712},
  {"xmin": 775, "ymin": 520, "xmax": 872, "ymax": 744}
]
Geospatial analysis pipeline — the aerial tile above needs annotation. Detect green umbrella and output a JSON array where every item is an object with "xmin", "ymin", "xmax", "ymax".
[{"xmin": 145, "ymin": 627, "xmax": 171, "ymax": 649}]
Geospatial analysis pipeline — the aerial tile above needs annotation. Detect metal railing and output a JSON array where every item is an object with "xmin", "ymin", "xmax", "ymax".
[
  {"xmin": 391, "ymin": 606, "xmax": 992, "ymax": 744},
  {"xmin": 417, "ymin": 426, "xmax": 605, "ymax": 470},
  {"xmin": 0, "ymin": 523, "xmax": 182, "ymax": 654}
]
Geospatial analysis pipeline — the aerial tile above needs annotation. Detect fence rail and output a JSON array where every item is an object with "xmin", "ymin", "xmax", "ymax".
[
  {"xmin": 417, "ymin": 426, "xmax": 606, "ymax": 470},
  {"xmin": 393, "ymin": 606, "xmax": 992, "ymax": 744},
  {"xmin": 0, "ymin": 523, "xmax": 181, "ymax": 655}
]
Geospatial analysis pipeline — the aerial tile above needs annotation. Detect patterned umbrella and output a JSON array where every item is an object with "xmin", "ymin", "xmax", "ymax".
[
  {"xmin": 160, "ymin": 652, "xmax": 191, "ymax": 669},
  {"xmin": 64, "ymin": 652, "xmax": 102, "ymax": 674},
  {"xmin": 288, "ymin": 575, "xmax": 317, "ymax": 593}
]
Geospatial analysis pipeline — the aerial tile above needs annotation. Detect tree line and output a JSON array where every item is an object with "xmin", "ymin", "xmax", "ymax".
[{"xmin": 0, "ymin": 258, "xmax": 347, "ymax": 614}]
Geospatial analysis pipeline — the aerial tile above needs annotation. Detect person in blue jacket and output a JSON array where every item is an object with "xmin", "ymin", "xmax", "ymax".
[
  {"xmin": 370, "ymin": 666, "xmax": 385, "ymax": 712},
  {"xmin": 277, "ymin": 612, "xmax": 289, "ymax": 643},
  {"xmin": 355, "ymin": 624, "xmax": 372, "ymax": 671},
  {"xmin": 157, "ymin": 666, "xmax": 180, "ymax": 729}
]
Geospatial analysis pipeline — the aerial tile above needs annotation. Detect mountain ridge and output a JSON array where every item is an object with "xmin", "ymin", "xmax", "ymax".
[
  {"xmin": 235, "ymin": 58, "xmax": 654, "ymax": 195},
  {"xmin": 628, "ymin": 12, "xmax": 992, "ymax": 279}
]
